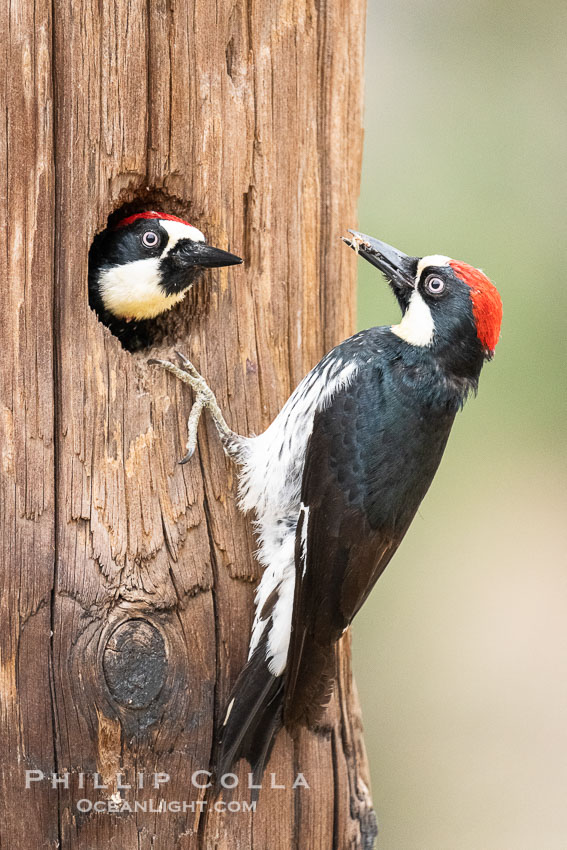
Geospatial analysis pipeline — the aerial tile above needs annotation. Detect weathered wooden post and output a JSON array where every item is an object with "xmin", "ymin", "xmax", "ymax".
[{"xmin": 1, "ymin": 0, "xmax": 376, "ymax": 846}]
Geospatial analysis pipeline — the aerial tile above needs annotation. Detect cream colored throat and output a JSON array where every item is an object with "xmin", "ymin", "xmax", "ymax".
[
  {"xmin": 99, "ymin": 258, "xmax": 188, "ymax": 320},
  {"xmin": 391, "ymin": 290, "xmax": 435, "ymax": 346}
]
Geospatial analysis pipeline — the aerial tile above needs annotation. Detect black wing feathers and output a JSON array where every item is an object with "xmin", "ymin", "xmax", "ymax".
[
  {"xmin": 216, "ymin": 630, "xmax": 284, "ymax": 796},
  {"xmin": 284, "ymin": 358, "xmax": 455, "ymax": 728}
]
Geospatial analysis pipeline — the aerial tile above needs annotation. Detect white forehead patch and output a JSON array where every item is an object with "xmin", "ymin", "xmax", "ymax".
[
  {"xmin": 391, "ymin": 290, "xmax": 435, "ymax": 347},
  {"xmin": 99, "ymin": 258, "xmax": 187, "ymax": 321},
  {"xmin": 416, "ymin": 255, "xmax": 451, "ymax": 281},
  {"xmin": 160, "ymin": 220, "xmax": 205, "ymax": 257}
]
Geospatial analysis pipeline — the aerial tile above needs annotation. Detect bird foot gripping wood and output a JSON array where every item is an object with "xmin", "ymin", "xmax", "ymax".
[{"xmin": 148, "ymin": 351, "xmax": 234, "ymax": 464}]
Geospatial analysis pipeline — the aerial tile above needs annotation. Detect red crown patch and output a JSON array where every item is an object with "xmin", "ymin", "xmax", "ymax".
[
  {"xmin": 115, "ymin": 211, "xmax": 193, "ymax": 229},
  {"xmin": 450, "ymin": 261, "xmax": 502, "ymax": 353}
]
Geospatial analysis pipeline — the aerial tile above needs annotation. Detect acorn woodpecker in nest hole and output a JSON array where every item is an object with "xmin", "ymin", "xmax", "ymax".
[
  {"xmin": 150, "ymin": 231, "xmax": 503, "ymax": 785},
  {"xmin": 88, "ymin": 211, "xmax": 242, "ymax": 350}
]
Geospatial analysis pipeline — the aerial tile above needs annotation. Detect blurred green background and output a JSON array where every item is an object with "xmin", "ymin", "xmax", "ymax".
[{"xmin": 352, "ymin": 1, "xmax": 567, "ymax": 848}]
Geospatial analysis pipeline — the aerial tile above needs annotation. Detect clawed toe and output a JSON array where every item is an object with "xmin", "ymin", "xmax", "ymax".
[
  {"xmin": 179, "ymin": 448, "xmax": 195, "ymax": 465},
  {"xmin": 174, "ymin": 350, "xmax": 192, "ymax": 369},
  {"xmin": 149, "ymin": 353, "xmax": 202, "ymax": 392},
  {"xmin": 174, "ymin": 350, "xmax": 190, "ymax": 365},
  {"xmin": 175, "ymin": 350, "xmax": 200, "ymax": 378},
  {"xmin": 148, "ymin": 352, "xmax": 236, "ymax": 463}
]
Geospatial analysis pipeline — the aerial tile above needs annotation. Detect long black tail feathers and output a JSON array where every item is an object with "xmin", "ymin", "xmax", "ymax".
[{"xmin": 215, "ymin": 633, "xmax": 284, "ymax": 802}]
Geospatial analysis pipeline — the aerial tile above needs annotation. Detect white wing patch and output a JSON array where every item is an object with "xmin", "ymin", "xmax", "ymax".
[
  {"xmin": 266, "ymin": 561, "xmax": 295, "ymax": 676},
  {"xmin": 248, "ymin": 531, "xmax": 295, "ymax": 657},
  {"xmin": 300, "ymin": 503, "xmax": 309, "ymax": 577},
  {"xmin": 223, "ymin": 697, "xmax": 235, "ymax": 725},
  {"xmin": 391, "ymin": 289, "xmax": 435, "ymax": 346}
]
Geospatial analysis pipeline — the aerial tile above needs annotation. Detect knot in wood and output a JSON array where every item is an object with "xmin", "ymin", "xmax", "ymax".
[{"xmin": 102, "ymin": 619, "xmax": 167, "ymax": 709}]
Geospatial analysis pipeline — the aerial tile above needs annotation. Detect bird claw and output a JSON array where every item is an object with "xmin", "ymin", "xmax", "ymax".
[
  {"xmin": 174, "ymin": 350, "xmax": 191, "ymax": 366},
  {"xmin": 148, "ymin": 352, "xmax": 233, "ymax": 464},
  {"xmin": 148, "ymin": 353, "xmax": 203, "ymax": 393},
  {"xmin": 174, "ymin": 350, "xmax": 200, "ymax": 378},
  {"xmin": 179, "ymin": 448, "xmax": 195, "ymax": 465}
]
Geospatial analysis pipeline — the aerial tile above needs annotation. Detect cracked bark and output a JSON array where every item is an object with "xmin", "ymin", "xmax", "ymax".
[{"xmin": 0, "ymin": 0, "xmax": 375, "ymax": 846}]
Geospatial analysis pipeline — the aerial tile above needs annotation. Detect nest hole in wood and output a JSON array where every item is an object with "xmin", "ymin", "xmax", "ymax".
[{"xmin": 88, "ymin": 187, "xmax": 212, "ymax": 354}]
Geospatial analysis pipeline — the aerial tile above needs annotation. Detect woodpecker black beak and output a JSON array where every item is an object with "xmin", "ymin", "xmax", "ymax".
[
  {"xmin": 342, "ymin": 231, "xmax": 416, "ymax": 306},
  {"xmin": 171, "ymin": 239, "xmax": 243, "ymax": 269}
]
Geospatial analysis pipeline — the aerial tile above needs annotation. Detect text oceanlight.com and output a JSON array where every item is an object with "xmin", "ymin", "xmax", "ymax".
[{"xmin": 77, "ymin": 799, "xmax": 258, "ymax": 814}]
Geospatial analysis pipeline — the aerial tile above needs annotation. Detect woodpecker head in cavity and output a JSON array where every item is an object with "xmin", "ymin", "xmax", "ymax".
[
  {"xmin": 344, "ymin": 231, "xmax": 502, "ymax": 363},
  {"xmin": 88, "ymin": 211, "xmax": 242, "ymax": 340}
]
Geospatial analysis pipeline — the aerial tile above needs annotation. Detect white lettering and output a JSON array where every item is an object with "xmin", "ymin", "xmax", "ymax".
[
  {"xmin": 247, "ymin": 773, "xmax": 262, "ymax": 790},
  {"xmin": 192, "ymin": 770, "xmax": 212, "ymax": 789},
  {"xmin": 51, "ymin": 773, "xmax": 70, "ymax": 788},
  {"xmin": 25, "ymin": 770, "xmax": 44, "ymax": 788},
  {"xmin": 221, "ymin": 773, "xmax": 239, "ymax": 789},
  {"xmin": 153, "ymin": 772, "xmax": 170, "ymax": 788},
  {"xmin": 292, "ymin": 773, "xmax": 310, "ymax": 789},
  {"xmin": 116, "ymin": 773, "xmax": 131, "ymax": 790}
]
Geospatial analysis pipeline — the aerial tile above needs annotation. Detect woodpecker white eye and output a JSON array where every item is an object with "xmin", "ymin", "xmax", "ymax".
[
  {"xmin": 424, "ymin": 274, "xmax": 446, "ymax": 295},
  {"xmin": 141, "ymin": 230, "xmax": 159, "ymax": 248}
]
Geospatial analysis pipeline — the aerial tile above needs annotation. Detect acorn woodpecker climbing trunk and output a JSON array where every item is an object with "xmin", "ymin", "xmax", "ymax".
[{"xmin": 0, "ymin": 0, "xmax": 373, "ymax": 849}]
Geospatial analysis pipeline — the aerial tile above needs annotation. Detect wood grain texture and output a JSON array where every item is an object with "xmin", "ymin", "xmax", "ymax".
[
  {"xmin": 1, "ymin": 0, "xmax": 374, "ymax": 846},
  {"xmin": 0, "ymin": 0, "xmax": 58, "ymax": 845}
]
